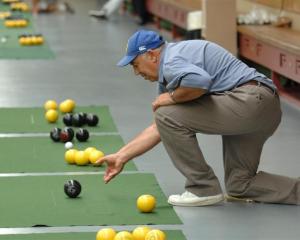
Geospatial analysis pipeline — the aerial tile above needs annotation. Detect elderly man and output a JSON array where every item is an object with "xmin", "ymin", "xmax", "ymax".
[{"xmin": 96, "ymin": 29, "xmax": 299, "ymax": 206}]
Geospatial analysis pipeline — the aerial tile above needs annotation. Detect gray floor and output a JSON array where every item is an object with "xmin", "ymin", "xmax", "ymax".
[{"xmin": 0, "ymin": 0, "xmax": 299, "ymax": 239}]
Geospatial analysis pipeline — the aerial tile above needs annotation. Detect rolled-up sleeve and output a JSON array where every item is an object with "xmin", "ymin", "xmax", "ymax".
[
  {"xmin": 158, "ymin": 82, "xmax": 167, "ymax": 94},
  {"xmin": 163, "ymin": 62, "xmax": 212, "ymax": 91}
]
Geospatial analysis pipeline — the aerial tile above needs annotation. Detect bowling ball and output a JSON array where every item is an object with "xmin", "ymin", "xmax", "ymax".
[
  {"xmin": 132, "ymin": 226, "xmax": 151, "ymax": 240},
  {"xmin": 64, "ymin": 99, "xmax": 75, "ymax": 109},
  {"xmin": 89, "ymin": 150, "xmax": 104, "ymax": 164},
  {"xmin": 84, "ymin": 147, "xmax": 97, "ymax": 157},
  {"xmin": 137, "ymin": 194, "xmax": 156, "ymax": 213},
  {"xmin": 36, "ymin": 34, "xmax": 44, "ymax": 45},
  {"xmin": 72, "ymin": 113, "xmax": 84, "ymax": 127},
  {"xmin": 86, "ymin": 114, "xmax": 99, "ymax": 126},
  {"xmin": 50, "ymin": 127, "xmax": 61, "ymax": 142},
  {"xmin": 60, "ymin": 127, "xmax": 74, "ymax": 143},
  {"xmin": 114, "ymin": 231, "xmax": 134, "ymax": 240},
  {"xmin": 59, "ymin": 100, "xmax": 74, "ymax": 113},
  {"xmin": 96, "ymin": 228, "xmax": 116, "ymax": 240},
  {"xmin": 19, "ymin": 35, "xmax": 27, "ymax": 45},
  {"xmin": 44, "ymin": 100, "xmax": 57, "ymax": 111},
  {"xmin": 79, "ymin": 112, "xmax": 87, "ymax": 124},
  {"xmin": 45, "ymin": 109, "xmax": 58, "ymax": 123},
  {"xmin": 64, "ymin": 179, "xmax": 81, "ymax": 198},
  {"xmin": 65, "ymin": 149, "xmax": 77, "ymax": 164},
  {"xmin": 145, "ymin": 229, "xmax": 166, "ymax": 240},
  {"xmin": 76, "ymin": 128, "xmax": 89, "ymax": 142},
  {"xmin": 63, "ymin": 113, "xmax": 73, "ymax": 126},
  {"xmin": 74, "ymin": 150, "xmax": 89, "ymax": 165}
]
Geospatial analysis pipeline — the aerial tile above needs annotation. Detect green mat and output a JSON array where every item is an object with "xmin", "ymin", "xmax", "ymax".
[
  {"xmin": 0, "ymin": 31, "xmax": 55, "ymax": 59},
  {"xmin": 0, "ymin": 230, "xmax": 187, "ymax": 240},
  {"xmin": 0, "ymin": 10, "xmax": 34, "ymax": 31},
  {"xmin": 0, "ymin": 4, "xmax": 55, "ymax": 59},
  {"xmin": 0, "ymin": 135, "xmax": 136, "ymax": 172},
  {"xmin": 0, "ymin": 106, "xmax": 118, "ymax": 133},
  {"xmin": 0, "ymin": 174, "xmax": 181, "ymax": 227}
]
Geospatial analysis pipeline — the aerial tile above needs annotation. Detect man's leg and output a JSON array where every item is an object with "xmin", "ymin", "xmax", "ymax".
[
  {"xmin": 89, "ymin": 0, "xmax": 123, "ymax": 18},
  {"xmin": 219, "ymin": 85, "xmax": 299, "ymax": 205},
  {"xmin": 32, "ymin": 0, "xmax": 40, "ymax": 14},
  {"xmin": 102, "ymin": 0, "xmax": 123, "ymax": 16},
  {"xmin": 155, "ymin": 83, "xmax": 299, "ymax": 205},
  {"xmin": 132, "ymin": 0, "xmax": 150, "ymax": 25},
  {"xmin": 155, "ymin": 109, "xmax": 222, "ymax": 197},
  {"xmin": 223, "ymin": 134, "xmax": 299, "ymax": 205},
  {"xmin": 154, "ymin": 84, "xmax": 264, "ymax": 197}
]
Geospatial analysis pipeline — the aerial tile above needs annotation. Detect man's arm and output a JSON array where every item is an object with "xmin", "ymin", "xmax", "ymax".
[
  {"xmin": 152, "ymin": 86, "xmax": 206, "ymax": 111},
  {"xmin": 117, "ymin": 122, "xmax": 161, "ymax": 162},
  {"xmin": 95, "ymin": 122, "xmax": 161, "ymax": 183},
  {"xmin": 169, "ymin": 86, "xmax": 206, "ymax": 103}
]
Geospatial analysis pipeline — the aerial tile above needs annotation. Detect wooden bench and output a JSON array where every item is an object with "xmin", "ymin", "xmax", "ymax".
[
  {"xmin": 146, "ymin": 0, "xmax": 202, "ymax": 39},
  {"xmin": 238, "ymin": 25, "xmax": 300, "ymax": 105}
]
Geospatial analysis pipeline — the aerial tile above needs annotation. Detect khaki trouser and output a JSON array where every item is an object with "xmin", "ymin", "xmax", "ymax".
[{"xmin": 155, "ymin": 83, "xmax": 300, "ymax": 205}]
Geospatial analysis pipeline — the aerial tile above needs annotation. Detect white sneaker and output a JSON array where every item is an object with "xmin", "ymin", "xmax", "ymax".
[
  {"xmin": 89, "ymin": 10, "xmax": 107, "ymax": 19},
  {"xmin": 168, "ymin": 191, "xmax": 224, "ymax": 207}
]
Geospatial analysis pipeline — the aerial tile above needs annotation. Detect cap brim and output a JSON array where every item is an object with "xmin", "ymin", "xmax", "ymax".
[{"xmin": 117, "ymin": 55, "xmax": 137, "ymax": 67}]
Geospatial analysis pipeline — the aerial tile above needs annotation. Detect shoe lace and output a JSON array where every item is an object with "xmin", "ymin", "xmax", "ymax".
[{"xmin": 181, "ymin": 191, "xmax": 195, "ymax": 198}]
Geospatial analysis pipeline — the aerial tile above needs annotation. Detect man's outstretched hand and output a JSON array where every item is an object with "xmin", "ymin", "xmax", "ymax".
[{"xmin": 94, "ymin": 153, "xmax": 125, "ymax": 183}]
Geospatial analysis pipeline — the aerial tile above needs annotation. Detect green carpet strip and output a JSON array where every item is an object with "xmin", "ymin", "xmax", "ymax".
[
  {"xmin": 0, "ymin": 106, "xmax": 118, "ymax": 133},
  {"xmin": 0, "ymin": 3, "xmax": 55, "ymax": 59},
  {"xmin": 0, "ymin": 135, "xmax": 136, "ymax": 172},
  {"xmin": 0, "ymin": 174, "xmax": 181, "ymax": 227},
  {"xmin": 0, "ymin": 230, "xmax": 186, "ymax": 240}
]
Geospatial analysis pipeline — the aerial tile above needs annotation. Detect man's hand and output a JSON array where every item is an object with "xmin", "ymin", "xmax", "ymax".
[
  {"xmin": 152, "ymin": 92, "xmax": 175, "ymax": 112},
  {"xmin": 94, "ymin": 153, "xmax": 126, "ymax": 183}
]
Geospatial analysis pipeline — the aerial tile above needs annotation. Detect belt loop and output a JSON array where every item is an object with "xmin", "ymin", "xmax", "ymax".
[{"xmin": 259, "ymin": 81, "xmax": 277, "ymax": 96}]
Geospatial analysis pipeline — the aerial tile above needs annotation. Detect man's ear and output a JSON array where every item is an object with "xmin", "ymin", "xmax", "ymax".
[{"xmin": 146, "ymin": 49, "xmax": 158, "ymax": 63}]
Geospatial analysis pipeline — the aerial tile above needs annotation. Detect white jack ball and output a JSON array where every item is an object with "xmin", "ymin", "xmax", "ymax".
[{"xmin": 65, "ymin": 141, "xmax": 73, "ymax": 149}]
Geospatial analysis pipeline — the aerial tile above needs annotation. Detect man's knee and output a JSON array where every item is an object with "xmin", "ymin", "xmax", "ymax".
[{"xmin": 154, "ymin": 105, "xmax": 174, "ymax": 124}]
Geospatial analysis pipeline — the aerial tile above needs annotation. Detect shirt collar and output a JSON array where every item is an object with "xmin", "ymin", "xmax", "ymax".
[{"xmin": 158, "ymin": 43, "xmax": 167, "ymax": 84}]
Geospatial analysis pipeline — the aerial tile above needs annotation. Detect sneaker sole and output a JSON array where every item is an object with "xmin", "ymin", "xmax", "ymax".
[
  {"xmin": 89, "ymin": 14, "xmax": 107, "ymax": 19},
  {"xmin": 168, "ymin": 195, "xmax": 224, "ymax": 207},
  {"xmin": 224, "ymin": 194, "xmax": 254, "ymax": 203}
]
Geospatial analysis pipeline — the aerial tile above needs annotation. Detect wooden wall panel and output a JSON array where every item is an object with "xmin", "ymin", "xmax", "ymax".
[
  {"xmin": 284, "ymin": 0, "xmax": 300, "ymax": 13},
  {"xmin": 167, "ymin": 0, "xmax": 202, "ymax": 9},
  {"xmin": 247, "ymin": 0, "xmax": 300, "ymax": 14},
  {"xmin": 248, "ymin": 0, "xmax": 283, "ymax": 9}
]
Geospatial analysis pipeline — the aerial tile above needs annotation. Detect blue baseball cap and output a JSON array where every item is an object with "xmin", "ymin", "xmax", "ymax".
[{"xmin": 117, "ymin": 30, "xmax": 165, "ymax": 67}]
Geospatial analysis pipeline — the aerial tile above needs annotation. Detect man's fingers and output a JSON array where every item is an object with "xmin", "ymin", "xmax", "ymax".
[
  {"xmin": 103, "ymin": 170, "xmax": 115, "ymax": 184},
  {"xmin": 94, "ymin": 156, "xmax": 106, "ymax": 165},
  {"xmin": 104, "ymin": 175, "xmax": 112, "ymax": 184},
  {"xmin": 152, "ymin": 101, "xmax": 158, "ymax": 112}
]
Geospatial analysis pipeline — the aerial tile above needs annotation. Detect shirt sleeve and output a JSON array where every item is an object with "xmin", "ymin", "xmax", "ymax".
[
  {"xmin": 158, "ymin": 82, "xmax": 167, "ymax": 94},
  {"xmin": 163, "ymin": 61, "xmax": 212, "ymax": 91}
]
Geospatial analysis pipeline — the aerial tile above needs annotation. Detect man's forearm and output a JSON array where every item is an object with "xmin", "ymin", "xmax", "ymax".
[
  {"xmin": 117, "ymin": 123, "xmax": 161, "ymax": 163},
  {"xmin": 170, "ymin": 87, "xmax": 206, "ymax": 103}
]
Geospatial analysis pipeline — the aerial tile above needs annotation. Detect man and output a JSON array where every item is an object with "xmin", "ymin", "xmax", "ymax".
[
  {"xmin": 31, "ymin": 0, "xmax": 74, "ymax": 14},
  {"xmin": 89, "ymin": 0, "xmax": 149, "ymax": 25},
  {"xmin": 96, "ymin": 29, "xmax": 299, "ymax": 206},
  {"xmin": 89, "ymin": 0, "xmax": 123, "ymax": 20}
]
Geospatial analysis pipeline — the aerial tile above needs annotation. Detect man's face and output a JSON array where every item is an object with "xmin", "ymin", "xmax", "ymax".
[{"xmin": 131, "ymin": 51, "xmax": 159, "ymax": 82}]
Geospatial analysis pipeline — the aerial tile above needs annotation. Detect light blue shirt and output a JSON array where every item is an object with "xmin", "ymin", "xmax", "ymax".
[{"xmin": 158, "ymin": 40, "xmax": 276, "ymax": 94}]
